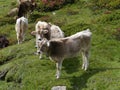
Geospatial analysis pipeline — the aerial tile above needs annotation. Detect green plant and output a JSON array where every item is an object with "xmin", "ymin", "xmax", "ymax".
[
  {"xmin": 36, "ymin": 0, "xmax": 76, "ymax": 11},
  {"xmin": 97, "ymin": 10, "xmax": 120, "ymax": 24},
  {"xmin": 91, "ymin": 0, "xmax": 120, "ymax": 9}
]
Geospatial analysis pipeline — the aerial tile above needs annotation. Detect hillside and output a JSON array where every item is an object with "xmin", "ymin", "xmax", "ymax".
[{"xmin": 0, "ymin": 0, "xmax": 120, "ymax": 90}]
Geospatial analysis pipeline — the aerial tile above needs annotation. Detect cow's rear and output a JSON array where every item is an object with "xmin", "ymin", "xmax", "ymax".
[{"xmin": 15, "ymin": 16, "xmax": 28, "ymax": 44}]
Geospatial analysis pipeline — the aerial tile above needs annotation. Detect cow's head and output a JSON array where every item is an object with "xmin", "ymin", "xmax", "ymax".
[
  {"xmin": 37, "ymin": 38, "xmax": 49, "ymax": 53},
  {"xmin": 31, "ymin": 21, "xmax": 51, "ymax": 40}
]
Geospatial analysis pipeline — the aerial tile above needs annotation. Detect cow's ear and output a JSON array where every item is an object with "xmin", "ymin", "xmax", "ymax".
[
  {"xmin": 31, "ymin": 31, "xmax": 37, "ymax": 35},
  {"xmin": 48, "ymin": 23, "xmax": 52, "ymax": 29},
  {"xmin": 48, "ymin": 22, "xmax": 52, "ymax": 26},
  {"xmin": 47, "ymin": 42, "xmax": 50, "ymax": 47},
  {"xmin": 42, "ymin": 30, "xmax": 48, "ymax": 34}
]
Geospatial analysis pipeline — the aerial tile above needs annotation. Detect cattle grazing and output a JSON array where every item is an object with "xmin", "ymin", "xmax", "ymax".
[
  {"xmin": 38, "ymin": 29, "xmax": 92, "ymax": 79},
  {"xmin": 15, "ymin": 16, "xmax": 28, "ymax": 44},
  {"xmin": 31, "ymin": 21, "xmax": 64, "ymax": 59},
  {"xmin": 7, "ymin": 8, "xmax": 19, "ymax": 17},
  {"xmin": 17, "ymin": 1, "xmax": 37, "ymax": 18},
  {"xmin": 0, "ymin": 35, "xmax": 9, "ymax": 48}
]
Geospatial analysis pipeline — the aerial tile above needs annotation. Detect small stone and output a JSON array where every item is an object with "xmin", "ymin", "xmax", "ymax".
[{"xmin": 51, "ymin": 86, "xmax": 66, "ymax": 90}]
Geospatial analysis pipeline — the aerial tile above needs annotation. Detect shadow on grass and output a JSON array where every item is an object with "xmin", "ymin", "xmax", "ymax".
[
  {"xmin": 62, "ymin": 57, "xmax": 81, "ymax": 74},
  {"xmin": 68, "ymin": 68, "xmax": 120, "ymax": 90}
]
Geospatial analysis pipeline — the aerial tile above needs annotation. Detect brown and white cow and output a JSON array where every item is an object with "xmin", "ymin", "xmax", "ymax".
[
  {"xmin": 31, "ymin": 21, "xmax": 64, "ymax": 59},
  {"xmin": 38, "ymin": 29, "xmax": 92, "ymax": 79},
  {"xmin": 17, "ymin": 1, "xmax": 37, "ymax": 18},
  {"xmin": 15, "ymin": 16, "xmax": 28, "ymax": 44}
]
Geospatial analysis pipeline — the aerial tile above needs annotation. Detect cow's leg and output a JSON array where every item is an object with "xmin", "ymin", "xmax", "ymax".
[
  {"xmin": 82, "ymin": 51, "xmax": 85, "ymax": 70},
  {"xmin": 35, "ymin": 34, "xmax": 38, "ymax": 48},
  {"xmin": 22, "ymin": 30, "xmax": 25, "ymax": 42},
  {"xmin": 17, "ymin": 33, "xmax": 20, "ymax": 44},
  {"xmin": 23, "ymin": 34, "xmax": 25, "ymax": 42},
  {"xmin": 56, "ymin": 59, "xmax": 63, "ymax": 79},
  {"xmin": 39, "ymin": 51, "xmax": 43, "ymax": 59},
  {"xmin": 19, "ymin": 33, "xmax": 23, "ymax": 44},
  {"xmin": 84, "ymin": 50, "xmax": 89, "ymax": 70},
  {"xmin": 82, "ymin": 50, "xmax": 89, "ymax": 70},
  {"xmin": 21, "ymin": 33, "xmax": 24, "ymax": 42},
  {"xmin": 22, "ymin": 25, "xmax": 27, "ymax": 42}
]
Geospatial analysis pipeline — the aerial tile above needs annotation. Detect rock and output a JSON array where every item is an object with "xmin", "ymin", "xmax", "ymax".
[{"xmin": 51, "ymin": 86, "xmax": 66, "ymax": 90}]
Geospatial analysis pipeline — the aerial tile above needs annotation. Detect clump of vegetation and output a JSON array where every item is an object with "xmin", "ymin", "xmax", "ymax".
[
  {"xmin": 36, "ymin": 15, "xmax": 52, "ymax": 22},
  {"xmin": 10, "ymin": 1, "xmax": 18, "ymax": 8},
  {"xmin": 29, "ymin": 11, "xmax": 47, "ymax": 23},
  {"xmin": 37, "ymin": 0, "xmax": 76, "ymax": 11},
  {"xmin": 62, "ymin": 22, "xmax": 91, "ymax": 36},
  {"xmin": 113, "ymin": 28, "xmax": 120, "ymax": 41},
  {"xmin": 66, "ymin": 9, "xmax": 79, "ymax": 15},
  {"xmin": 97, "ymin": 10, "xmax": 120, "ymax": 24},
  {"xmin": 52, "ymin": 19, "xmax": 66, "ymax": 27},
  {"xmin": 91, "ymin": 0, "xmax": 120, "ymax": 9},
  {"xmin": 0, "ymin": 17, "xmax": 15, "ymax": 26}
]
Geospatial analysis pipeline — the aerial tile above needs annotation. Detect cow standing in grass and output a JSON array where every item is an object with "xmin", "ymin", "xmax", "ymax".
[
  {"xmin": 15, "ymin": 16, "xmax": 28, "ymax": 44},
  {"xmin": 38, "ymin": 29, "xmax": 92, "ymax": 79},
  {"xmin": 31, "ymin": 21, "xmax": 64, "ymax": 59},
  {"xmin": 17, "ymin": 1, "xmax": 37, "ymax": 18}
]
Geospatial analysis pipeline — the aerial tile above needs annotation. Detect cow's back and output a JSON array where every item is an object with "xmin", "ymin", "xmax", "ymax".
[{"xmin": 50, "ymin": 25, "xmax": 64, "ymax": 39}]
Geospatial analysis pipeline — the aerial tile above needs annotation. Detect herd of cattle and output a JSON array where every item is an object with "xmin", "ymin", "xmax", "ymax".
[
  {"xmin": 0, "ymin": 0, "xmax": 92, "ymax": 79},
  {"xmin": 7, "ymin": 0, "xmax": 36, "ymax": 18}
]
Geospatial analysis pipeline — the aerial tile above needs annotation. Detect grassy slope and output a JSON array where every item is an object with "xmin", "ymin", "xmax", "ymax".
[{"xmin": 0, "ymin": 0, "xmax": 120, "ymax": 90}]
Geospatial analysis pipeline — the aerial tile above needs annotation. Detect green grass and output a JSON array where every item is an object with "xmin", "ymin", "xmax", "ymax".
[{"xmin": 0, "ymin": 0, "xmax": 120, "ymax": 90}]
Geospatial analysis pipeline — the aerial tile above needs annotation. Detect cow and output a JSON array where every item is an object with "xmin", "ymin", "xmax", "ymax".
[
  {"xmin": 37, "ymin": 29, "xmax": 92, "ymax": 79},
  {"xmin": 31, "ymin": 21, "xmax": 64, "ymax": 59},
  {"xmin": 0, "ymin": 35, "xmax": 9, "ymax": 48},
  {"xmin": 15, "ymin": 16, "xmax": 28, "ymax": 44},
  {"xmin": 17, "ymin": 1, "xmax": 37, "ymax": 18}
]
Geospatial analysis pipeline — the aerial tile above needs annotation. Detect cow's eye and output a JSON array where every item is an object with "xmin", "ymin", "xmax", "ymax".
[{"xmin": 38, "ymin": 38, "xmax": 42, "ymax": 41}]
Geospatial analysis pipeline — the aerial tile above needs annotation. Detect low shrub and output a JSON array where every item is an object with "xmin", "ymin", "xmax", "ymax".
[
  {"xmin": 38, "ymin": 15, "xmax": 52, "ymax": 22},
  {"xmin": 91, "ymin": 0, "xmax": 120, "ymax": 9},
  {"xmin": 52, "ymin": 19, "xmax": 66, "ymax": 27},
  {"xmin": 112, "ymin": 28, "xmax": 120, "ymax": 41},
  {"xmin": 29, "ymin": 11, "xmax": 47, "ymax": 23},
  {"xmin": 97, "ymin": 10, "xmax": 120, "ymax": 24},
  {"xmin": 0, "ymin": 17, "xmax": 15, "ymax": 26},
  {"xmin": 37, "ymin": 0, "xmax": 76, "ymax": 11},
  {"xmin": 62, "ymin": 22, "xmax": 91, "ymax": 36},
  {"xmin": 66, "ymin": 9, "xmax": 79, "ymax": 15}
]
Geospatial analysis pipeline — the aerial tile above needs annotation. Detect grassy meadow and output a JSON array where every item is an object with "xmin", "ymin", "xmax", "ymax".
[{"xmin": 0, "ymin": 0, "xmax": 120, "ymax": 90}]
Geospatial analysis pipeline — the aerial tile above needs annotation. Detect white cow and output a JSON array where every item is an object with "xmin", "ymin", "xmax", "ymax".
[
  {"xmin": 15, "ymin": 16, "xmax": 28, "ymax": 44},
  {"xmin": 38, "ymin": 29, "xmax": 92, "ymax": 79},
  {"xmin": 31, "ymin": 21, "xmax": 64, "ymax": 58}
]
